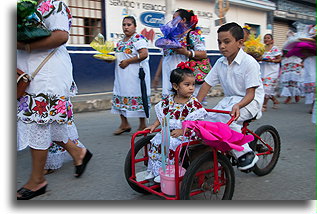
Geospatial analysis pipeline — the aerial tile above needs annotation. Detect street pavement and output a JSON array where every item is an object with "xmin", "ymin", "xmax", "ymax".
[{"xmin": 16, "ymin": 96, "xmax": 316, "ymax": 200}]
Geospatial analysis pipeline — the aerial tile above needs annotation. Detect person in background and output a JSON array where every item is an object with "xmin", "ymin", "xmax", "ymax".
[
  {"xmin": 279, "ymin": 50, "xmax": 303, "ymax": 104},
  {"xmin": 16, "ymin": 0, "xmax": 92, "ymax": 200},
  {"xmin": 110, "ymin": 16, "xmax": 151, "ymax": 135},
  {"xmin": 303, "ymin": 55, "xmax": 316, "ymax": 114},
  {"xmin": 152, "ymin": 9, "xmax": 207, "ymax": 99},
  {"xmin": 242, "ymin": 25, "xmax": 251, "ymax": 43},
  {"xmin": 257, "ymin": 34, "xmax": 282, "ymax": 111}
]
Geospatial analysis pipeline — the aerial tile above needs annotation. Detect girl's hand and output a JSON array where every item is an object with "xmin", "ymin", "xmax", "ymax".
[
  {"xmin": 144, "ymin": 124, "xmax": 157, "ymax": 133},
  {"xmin": 119, "ymin": 59, "xmax": 130, "ymax": 69},
  {"xmin": 171, "ymin": 129, "xmax": 183, "ymax": 138},
  {"xmin": 230, "ymin": 104, "xmax": 240, "ymax": 121}
]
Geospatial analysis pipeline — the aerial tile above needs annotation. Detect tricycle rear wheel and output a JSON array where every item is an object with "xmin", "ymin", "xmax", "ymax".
[{"xmin": 124, "ymin": 135, "xmax": 154, "ymax": 194}]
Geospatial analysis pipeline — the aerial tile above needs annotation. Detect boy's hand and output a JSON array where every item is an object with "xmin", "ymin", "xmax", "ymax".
[
  {"xmin": 230, "ymin": 104, "xmax": 240, "ymax": 121},
  {"xmin": 171, "ymin": 129, "xmax": 183, "ymax": 138}
]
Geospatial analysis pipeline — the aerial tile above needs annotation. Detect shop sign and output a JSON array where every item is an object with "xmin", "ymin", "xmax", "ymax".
[{"xmin": 140, "ymin": 12, "xmax": 165, "ymax": 28}]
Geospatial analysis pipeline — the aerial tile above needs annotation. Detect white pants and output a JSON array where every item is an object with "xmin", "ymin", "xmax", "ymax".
[{"xmin": 206, "ymin": 104, "xmax": 255, "ymax": 158}]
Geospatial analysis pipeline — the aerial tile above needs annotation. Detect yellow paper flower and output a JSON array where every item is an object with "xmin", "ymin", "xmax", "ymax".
[
  {"xmin": 244, "ymin": 34, "xmax": 265, "ymax": 58},
  {"xmin": 90, "ymin": 33, "xmax": 116, "ymax": 61}
]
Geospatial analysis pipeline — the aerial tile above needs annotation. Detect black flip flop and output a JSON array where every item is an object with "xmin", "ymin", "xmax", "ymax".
[
  {"xmin": 17, "ymin": 184, "xmax": 47, "ymax": 200},
  {"xmin": 74, "ymin": 149, "xmax": 93, "ymax": 178}
]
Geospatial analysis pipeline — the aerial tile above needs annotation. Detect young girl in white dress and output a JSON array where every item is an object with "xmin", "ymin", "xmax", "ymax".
[{"xmin": 144, "ymin": 63, "xmax": 207, "ymax": 182}]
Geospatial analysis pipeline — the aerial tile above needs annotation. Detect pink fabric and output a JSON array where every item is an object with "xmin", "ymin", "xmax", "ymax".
[
  {"xmin": 182, "ymin": 121, "xmax": 254, "ymax": 152},
  {"xmin": 285, "ymin": 41, "xmax": 316, "ymax": 58}
]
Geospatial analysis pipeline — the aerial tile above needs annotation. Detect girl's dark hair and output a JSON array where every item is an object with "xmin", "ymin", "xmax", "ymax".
[
  {"xmin": 264, "ymin": 33, "xmax": 273, "ymax": 40},
  {"xmin": 217, "ymin": 22, "xmax": 244, "ymax": 41},
  {"xmin": 170, "ymin": 68, "xmax": 194, "ymax": 94},
  {"xmin": 123, "ymin": 16, "xmax": 137, "ymax": 26},
  {"xmin": 175, "ymin": 9, "xmax": 195, "ymax": 29}
]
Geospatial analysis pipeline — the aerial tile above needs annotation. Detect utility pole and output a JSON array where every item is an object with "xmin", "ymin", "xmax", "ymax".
[{"xmin": 165, "ymin": 0, "xmax": 175, "ymax": 23}]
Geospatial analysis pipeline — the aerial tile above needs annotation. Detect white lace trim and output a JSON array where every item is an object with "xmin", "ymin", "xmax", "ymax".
[
  {"xmin": 44, "ymin": 140, "xmax": 85, "ymax": 169},
  {"xmin": 17, "ymin": 121, "xmax": 79, "ymax": 151}
]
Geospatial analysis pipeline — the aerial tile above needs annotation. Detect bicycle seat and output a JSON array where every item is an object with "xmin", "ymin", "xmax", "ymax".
[{"xmin": 243, "ymin": 115, "xmax": 257, "ymax": 124}]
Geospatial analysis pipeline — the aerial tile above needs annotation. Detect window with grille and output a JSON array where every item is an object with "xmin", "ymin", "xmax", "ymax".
[{"xmin": 68, "ymin": 0, "xmax": 104, "ymax": 44}]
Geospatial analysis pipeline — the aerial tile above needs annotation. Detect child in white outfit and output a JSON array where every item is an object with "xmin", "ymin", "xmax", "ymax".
[
  {"xmin": 197, "ymin": 22, "xmax": 264, "ymax": 170},
  {"xmin": 144, "ymin": 64, "xmax": 207, "ymax": 182}
]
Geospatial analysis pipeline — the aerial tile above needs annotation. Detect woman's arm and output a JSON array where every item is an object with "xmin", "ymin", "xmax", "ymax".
[
  {"xmin": 17, "ymin": 30, "xmax": 69, "ymax": 52},
  {"xmin": 119, "ymin": 48, "xmax": 148, "ymax": 69}
]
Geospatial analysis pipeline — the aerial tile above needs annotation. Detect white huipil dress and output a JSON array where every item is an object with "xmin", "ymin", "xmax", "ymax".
[
  {"xmin": 259, "ymin": 46, "xmax": 281, "ymax": 97},
  {"xmin": 147, "ymin": 95, "xmax": 207, "ymax": 177},
  {"xmin": 303, "ymin": 56, "xmax": 316, "ymax": 104},
  {"xmin": 111, "ymin": 33, "xmax": 151, "ymax": 118},
  {"xmin": 17, "ymin": 0, "xmax": 79, "ymax": 151}
]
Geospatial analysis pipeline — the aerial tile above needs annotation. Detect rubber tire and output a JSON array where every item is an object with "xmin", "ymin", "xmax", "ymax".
[
  {"xmin": 124, "ymin": 135, "xmax": 154, "ymax": 194},
  {"xmin": 180, "ymin": 151, "xmax": 235, "ymax": 200},
  {"xmin": 250, "ymin": 125, "xmax": 281, "ymax": 176}
]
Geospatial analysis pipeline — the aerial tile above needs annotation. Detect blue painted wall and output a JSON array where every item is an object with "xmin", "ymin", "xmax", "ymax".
[{"xmin": 68, "ymin": 46, "xmax": 221, "ymax": 94}]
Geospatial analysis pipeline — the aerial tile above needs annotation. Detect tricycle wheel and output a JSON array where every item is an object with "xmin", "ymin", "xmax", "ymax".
[
  {"xmin": 124, "ymin": 135, "xmax": 154, "ymax": 194},
  {"xmin": 249, "ymin": 125, "xmax": 281, "ymax": 176},
  {"xmin": 180, "ymin": 151, "xmax": 234, "ymax": 200}
]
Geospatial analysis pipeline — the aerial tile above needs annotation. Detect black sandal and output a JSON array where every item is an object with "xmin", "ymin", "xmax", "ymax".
[
  {"xmin": 17, "ymin": 184, "xmax": 47, "ymax": 200},
  {"xmin": 74, "ymin": 149, "xmax": 92, "ymax": 178}
]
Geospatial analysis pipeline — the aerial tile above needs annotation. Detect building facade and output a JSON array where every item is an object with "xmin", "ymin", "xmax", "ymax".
[
  {"xmin": 270, "ymin": 0, "xmax": 316, "ymax": 49},
  {"xmin": 63, "ymin": 0, "xmax": 314, "ymax": 94}
]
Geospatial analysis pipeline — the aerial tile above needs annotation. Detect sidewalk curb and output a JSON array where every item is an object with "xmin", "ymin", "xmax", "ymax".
[{"xmin": 71, "ymin": 87, "xmax": 224, "ymax": 113}]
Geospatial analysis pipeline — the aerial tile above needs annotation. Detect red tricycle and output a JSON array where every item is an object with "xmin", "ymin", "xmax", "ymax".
[{"xmin": 124, "ymin": 109, "xmax": 281, "ymax": 200}]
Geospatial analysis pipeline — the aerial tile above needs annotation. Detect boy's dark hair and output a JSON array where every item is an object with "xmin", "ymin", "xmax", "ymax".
[
  {"xmin": 175, "ymin": 9, "xmax": 195, "ymax": 29},
  {"xmin": 217, "ymin": 22, "xmax": 244, "ymax": 41},
  {"xmin": 170, "ymin": 68, "xmax": 194, "ymax": 94},
  {"xmin": 123, "ymin": 16, "xmax": 137, "ymax": 26}
]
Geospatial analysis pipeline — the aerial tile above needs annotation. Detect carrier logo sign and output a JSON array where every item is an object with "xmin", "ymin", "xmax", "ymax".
[{"xmin": 140, "ymin": 12, "xmax": 165, "ymax": 28}]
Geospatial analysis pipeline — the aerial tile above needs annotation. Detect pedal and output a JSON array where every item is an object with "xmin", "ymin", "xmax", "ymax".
[{"xmin": 256, "ymin": 144, "xmax": 269, "ymax": 153}]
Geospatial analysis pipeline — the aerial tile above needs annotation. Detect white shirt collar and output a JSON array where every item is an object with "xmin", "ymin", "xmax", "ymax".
[{"xmin": 220, "ymin": 48, "xmax": 245, "ymax": 65}]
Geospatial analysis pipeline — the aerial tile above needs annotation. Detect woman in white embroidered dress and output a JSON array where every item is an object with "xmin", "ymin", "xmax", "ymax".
[
  {"xmin": 144, "ymin": 65, "xmax": 207, "ymax": 182},
  {"xmin": 111, "ymin": 16, "xmax": 151, "ymax": 135},
  {"xmin": 152, "ymin": 9, "xmax": 207, "ymax": 98},
  {"xmin": 16, "ymin": 0, "xmax": 92, "ymax": 200},
  {"xmin": 258, "ymin": 34, "xmax": 282, "ymax": 111},
  {"xmin": 280, "ymin": 52, "xmax": 303, "ymax": 104}
]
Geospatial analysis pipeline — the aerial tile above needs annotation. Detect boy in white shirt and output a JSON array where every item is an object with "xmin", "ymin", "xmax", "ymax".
[{"xmin": 197, "ymin": 22, "xmax": 264, "ymax": 170}]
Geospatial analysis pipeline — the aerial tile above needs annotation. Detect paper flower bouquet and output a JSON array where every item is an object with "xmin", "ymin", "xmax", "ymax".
[
  {"xmin": 244, "ymin": 34, "xmax": 265, "ymax": 59},
  {"xmin": 17, "ymin": 0, "xmax": 51, "ymax": 42},
  {"xmin": 90, "ymin": 33, "xmax": 116, "ymax": 61},
  {"xmin": 155, "ymin": 16, "xmax": 189, "ymax": 49},
  {"xmin": 283, "ymin": 23, "xmax": 316, "ymax": 58}
]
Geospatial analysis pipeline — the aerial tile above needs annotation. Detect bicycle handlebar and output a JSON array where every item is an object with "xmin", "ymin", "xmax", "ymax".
[{"xmin": 205, "ymin": 108, "xmax": 235, "ymax": 125}]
